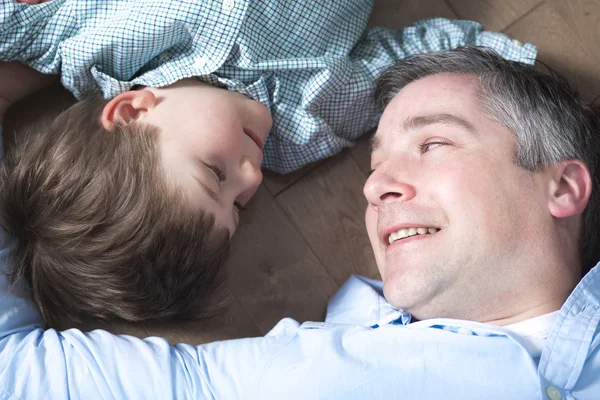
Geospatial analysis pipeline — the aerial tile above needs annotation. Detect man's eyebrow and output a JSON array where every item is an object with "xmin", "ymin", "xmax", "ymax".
[
  {"xmin": 403, "ymin": 113, "xmax": 477, "ymax": 134},
  {"xmin": 369, "ymin": 113, "xmax": 476, "ymax": 154}
]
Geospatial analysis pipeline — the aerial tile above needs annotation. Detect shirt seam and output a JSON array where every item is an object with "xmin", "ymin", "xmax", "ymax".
[
  {"xmin": 539, "ymin": 264, "xmax": 600, "ymax": 387},
  {"xmin": 565, "ymin": 305, "xmax": 600, "ymax": 388}
]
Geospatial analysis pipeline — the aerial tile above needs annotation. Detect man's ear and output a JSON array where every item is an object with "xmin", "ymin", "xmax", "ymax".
[
  {"xmin": 101, "ymin": 89, "xmax": 156, "ymax": 130},
  {"xmin": 547, "ymin": 159, "xmax": 592, "ymax": 219}
]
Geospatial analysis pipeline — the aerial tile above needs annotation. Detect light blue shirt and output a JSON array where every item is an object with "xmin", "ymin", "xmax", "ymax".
[
  {"xmin": 0, "ymin": 0, "xmax": 537, "ymax": 173},
  {"xmin": 0, "ymin": 128, "xmax": 599, "ymax": 398}
]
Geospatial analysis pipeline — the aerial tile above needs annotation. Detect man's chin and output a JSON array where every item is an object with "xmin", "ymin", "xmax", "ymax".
[
  {"xmin": 382, "ymin": 281, "xmax": 414, "ymax": 311},
  {"xmin": 382, "ymin": 271, "xmax": 436, "ymax": 314}
]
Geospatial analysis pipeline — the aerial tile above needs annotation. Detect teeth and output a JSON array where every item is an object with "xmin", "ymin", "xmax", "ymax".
[{"xmin": 387, "ymin": 227, "xmax": 439, "ymax": 244}]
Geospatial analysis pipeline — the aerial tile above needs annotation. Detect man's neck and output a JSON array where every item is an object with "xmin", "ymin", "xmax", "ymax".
[
  {"xmin": 484, "ymin": 297, "xmax": 567, "ymax": 326},
  {"xmin": 484, "ymin": 253, "xmax": 581, "ymax": 326}
]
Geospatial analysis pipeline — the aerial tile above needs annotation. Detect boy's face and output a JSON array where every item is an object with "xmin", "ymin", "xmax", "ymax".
[{"xmin": 139, "ymin": 79, "xmax": 272, "ymax": 235}]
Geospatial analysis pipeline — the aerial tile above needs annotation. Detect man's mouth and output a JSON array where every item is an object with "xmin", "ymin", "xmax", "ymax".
[
  {"xmin": 386, "ymin": 227, "xmax": 440, "ymax": 245},
  {"xmin": 244, "ymin": 128, "xmax": 264, "ymax": 149}
]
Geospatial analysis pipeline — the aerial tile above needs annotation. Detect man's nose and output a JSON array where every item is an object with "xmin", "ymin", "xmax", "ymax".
[{"xmin": 363, "ymin": 166, "xmax": 416, "ymax": 208}]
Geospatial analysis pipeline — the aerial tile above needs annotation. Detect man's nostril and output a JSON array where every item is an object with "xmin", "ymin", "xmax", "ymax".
[{"xmin": 380, "ymin": 192, "xmax": 402, "ymax": 201}]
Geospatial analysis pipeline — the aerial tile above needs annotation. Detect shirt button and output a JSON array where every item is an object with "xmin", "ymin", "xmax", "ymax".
[
  {"xmin": 222, "ymin": 0, "xmax": 235, "ymax": 11},
  {"xmin": 545, "ymin": 386, "xmax": 561, "ymax": 400},
  {"xmin": 158, "ymin": 51, "xmax": 169, "ymax": 61},
  {"xmin": 512, "ymin": 38, "xmax": 524, "ymax": 46}
]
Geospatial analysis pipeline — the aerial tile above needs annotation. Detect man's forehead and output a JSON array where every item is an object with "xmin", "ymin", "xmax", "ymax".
[
  {"xmin": 386, "ymin": 73, "xmax": 479, "ymax": 113},
  {"xmin": 371, "ymin": 74, "xmax": 483, "ymax": 151}
]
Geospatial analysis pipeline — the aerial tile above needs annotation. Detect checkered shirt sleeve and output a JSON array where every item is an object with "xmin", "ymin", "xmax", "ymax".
[{"xmin": 0, "ymin": 0, "xmax": 536, "ymax": 173}]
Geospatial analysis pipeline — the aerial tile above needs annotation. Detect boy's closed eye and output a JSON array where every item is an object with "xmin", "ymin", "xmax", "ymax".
[
  {"xmin": 206, "ymin": 163, "xmax": 226, "ymax": 182},
  {"xmin": 204, "ymin": 164, "xmax": 245, "ymax": 211}
]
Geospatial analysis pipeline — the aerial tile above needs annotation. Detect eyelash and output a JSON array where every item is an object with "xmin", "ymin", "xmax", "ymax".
[
  {"xmin": 419, "ymin": 140, "xmax": 449, "ymax": 153},
  {"xmin": 206, "ymin": 165, "xmax": 246, "ymax": 212},
  {"xmin": 207, "ymin": 164, "xmax": 226, "ymax": 182}
]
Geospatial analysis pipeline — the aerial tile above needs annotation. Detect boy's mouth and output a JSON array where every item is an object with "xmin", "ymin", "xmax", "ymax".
[{"xmin": 244, "ymin": 128, "xmax": 264, "ymax": 149}]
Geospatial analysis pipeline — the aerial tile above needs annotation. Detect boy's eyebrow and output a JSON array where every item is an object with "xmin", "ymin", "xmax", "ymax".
[{"xmin": 192, "ymin": 176, "xmax": 222, "ymax": 206}]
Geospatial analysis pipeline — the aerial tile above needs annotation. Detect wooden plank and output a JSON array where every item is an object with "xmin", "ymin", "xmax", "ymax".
[
  {"xmin": 262, "ymin": 160, "xmax": 323, "ymax": 197},
  {"xmin": 547, "ymin": 0, "xmax": 600, "ymax": 66},
  {"xmin": 446, "ymin": 0, "xmax": 542, "ymax": 31},
  {"xmin": 144, "ymin": 290, "xmax": 262, "ymax": 345},
  {"xmin": 277, "ymin": 151, "xmax": 380, "ymax": 286},
  {"xmin": 351, "ymin": 130, "xmax": 375, "ymax": 176},
  {"xmin": 369, "ymin": 0, "xmax": 457, "ymax": 28},
  {"xmin": 3, "ymin": 83, "xmax": 75, "ymax": 153},
  {"xmin": 227, "ymin": 186, "xmax": 339, "ymax": 334},
  {"xmin": 505, "ymin": 2, "xmax": 600, "ymax": 101}
]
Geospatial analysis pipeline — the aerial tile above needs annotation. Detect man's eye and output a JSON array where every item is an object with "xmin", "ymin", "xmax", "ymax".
[
  {"xmin": 207, "ymin": 164, "xmax": 226, "ymax": 182},
  {"xmin": 419, "ymin": 141, "xmax": 449, "ymax": 153}
]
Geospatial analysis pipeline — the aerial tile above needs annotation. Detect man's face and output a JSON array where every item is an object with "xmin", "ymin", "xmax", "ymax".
[
  {"xmin": 140, "ymin": 79, "xmax": 273, "ymax": 235},
  {"xmin": 364, "ymin": 73, "xmax": 555, "ymax": 322}
]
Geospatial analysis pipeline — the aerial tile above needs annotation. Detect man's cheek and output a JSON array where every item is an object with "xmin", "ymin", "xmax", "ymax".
[
  {"xmin": 365, "ymin": 207, "xmax": 384, "ymax": 265},
  {"xmin": 365, "ymin": 207, "xmax": 378, "ymax": 245}
]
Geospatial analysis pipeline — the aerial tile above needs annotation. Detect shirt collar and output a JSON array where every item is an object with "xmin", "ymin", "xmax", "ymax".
[
  {"xmin": 538, "ymin": 262, "xmax": 600, "ymax": 389},
  {"xmin": 325, "ymin": 275, "xmax": 411, "ymax": 327}
]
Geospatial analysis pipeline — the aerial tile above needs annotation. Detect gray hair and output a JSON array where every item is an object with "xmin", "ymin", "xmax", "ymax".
[{"xmin": 374, "ymin": 46, "xmax": 600, "ymax": 276}]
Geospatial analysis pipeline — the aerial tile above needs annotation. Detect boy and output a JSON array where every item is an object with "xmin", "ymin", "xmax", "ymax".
[{"xmin": 0, "ymin": 0, "xmax": 536, "ymax": 327}]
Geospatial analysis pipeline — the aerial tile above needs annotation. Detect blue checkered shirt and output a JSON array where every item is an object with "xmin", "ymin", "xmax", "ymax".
[{"xmin": 0, "ymin": 0, "xmax": 537, "ymax": 173}]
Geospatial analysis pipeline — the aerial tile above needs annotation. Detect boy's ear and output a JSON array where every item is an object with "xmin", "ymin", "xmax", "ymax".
[
  {"xmin": 101, "ymin": 89, "xmax": 157, "ymax": 130},
  {"xmin": 547, "ymin": 159, "xmax": 592, "ymax": 219}
]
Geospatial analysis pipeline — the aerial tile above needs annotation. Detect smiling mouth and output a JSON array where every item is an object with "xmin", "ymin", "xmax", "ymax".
[
  {"xmin": 244, "ymin": 128, "xmax": 264, "ymax": 149},
  {"xmin": 386, "ymin": 227, "xmax": 440, "ymax": 245}
]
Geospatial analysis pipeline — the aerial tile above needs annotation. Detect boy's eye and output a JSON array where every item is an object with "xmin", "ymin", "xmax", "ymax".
[
  {"xmin": 207, "ymin": 164, "xmax": 226, "ymax": 182},
  {"xmin": 419, "ymin": 140, "xmax": 449, "ymax": 153}
]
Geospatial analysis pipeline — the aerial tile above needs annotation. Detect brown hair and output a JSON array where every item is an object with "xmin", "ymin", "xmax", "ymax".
[{"xmin": 0, "ymin": 96, "xmax": 231, "ymax": 328}]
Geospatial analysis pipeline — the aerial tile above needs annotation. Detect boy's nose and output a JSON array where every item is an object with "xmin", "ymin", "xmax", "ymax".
[{"xmin": 237, "ymin": 156, "xmax": 263, "ymax": 203}]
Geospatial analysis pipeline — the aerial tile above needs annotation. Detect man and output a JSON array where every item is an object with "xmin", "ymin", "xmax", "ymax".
[{"xmin": 1, "ymin": 47, "xmax": 598, "ymax": 399}]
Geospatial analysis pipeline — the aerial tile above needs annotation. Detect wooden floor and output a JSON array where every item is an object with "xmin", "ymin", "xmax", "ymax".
[{"xmin": 5, "ymin": 0, "xmax": 600, "ymax": 345}]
